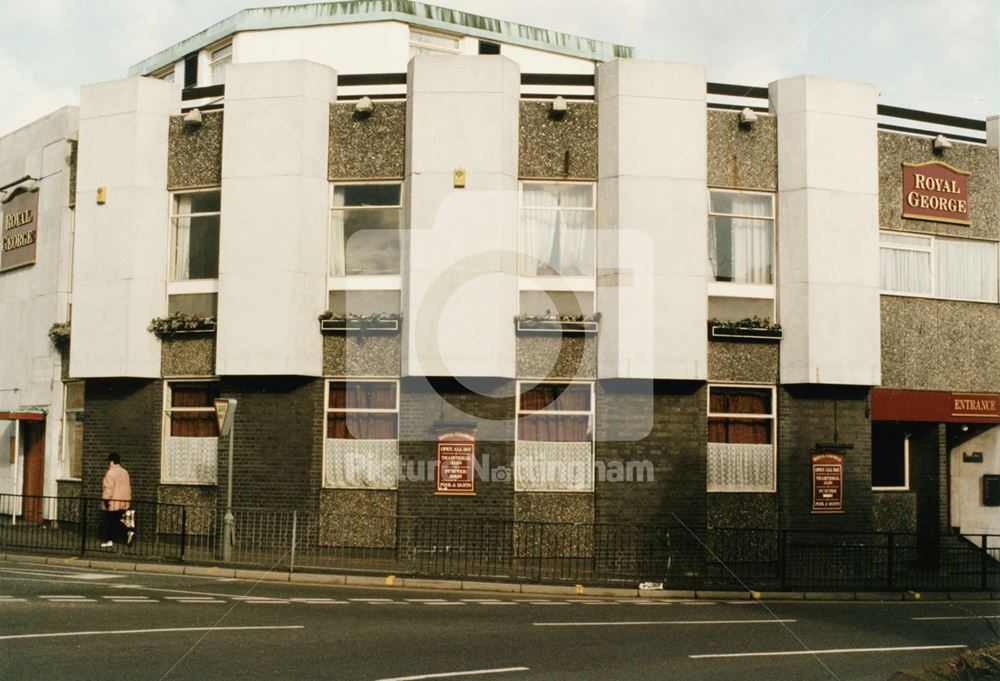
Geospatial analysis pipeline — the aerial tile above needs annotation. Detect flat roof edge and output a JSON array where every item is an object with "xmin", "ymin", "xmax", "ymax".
[{"xmin": 127, "ymin": 1, "xmax": 634, "ymax": 76}]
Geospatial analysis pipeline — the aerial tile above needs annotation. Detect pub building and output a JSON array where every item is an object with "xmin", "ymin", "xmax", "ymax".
[{"xmin": 0, "ymin": 2, "xmax": 999, "ymax": 564}]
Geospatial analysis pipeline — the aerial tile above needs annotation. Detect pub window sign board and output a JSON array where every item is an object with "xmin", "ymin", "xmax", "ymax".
[
  {"xmin": 1, "ymin": 188, "xmax": 39, "ymax": 273},
  {"xmin": 902, "ymin": 161, "xmax": 970, "ymax": 226},
  {"xmin": 812, "ymin": 452, "xmax": 844, "ymax": 514},
  {"xmin": 436, "ymin": 431, "xmax": 476, "ymax": 496}
]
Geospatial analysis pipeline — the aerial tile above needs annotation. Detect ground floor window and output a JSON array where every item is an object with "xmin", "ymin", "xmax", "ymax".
[
  {"xmin": 515, "ymin": 382, "xmax": 594, "ymax": 492},
  {"xmin": 707, "ymin": 385, "xmax": 775, "ymax": 492},
  {"xmin": 62, "ymin": 381, "xmax": 84, "ymax": 479},
  {"xmin": 162, "ymin": 381, "xmax": 219, "ymax": 484},
  {"xmin": 872, "ymin": 423, "xmax": 909, "ymax": 490},
  {"xmin": 324, "ymin": 380, "xmax": 399, "ymax": 489}
]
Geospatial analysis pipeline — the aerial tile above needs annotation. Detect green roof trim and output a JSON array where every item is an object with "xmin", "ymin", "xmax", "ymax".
[{"xmin": 128, "ymin": 1, "xmax": 634, "ymax": 76}]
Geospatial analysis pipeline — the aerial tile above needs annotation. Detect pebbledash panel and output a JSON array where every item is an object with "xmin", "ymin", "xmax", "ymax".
[{"xmin": 15, "ymin": 2, "xmax": 992, "ymax": 548}]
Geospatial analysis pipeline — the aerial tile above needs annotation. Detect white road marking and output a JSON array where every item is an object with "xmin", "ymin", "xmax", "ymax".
[
  {"xmin": 0, "ymin": 625, "xmax": 304, "ymax": 641},
  {"xmin": 690, "ymin": 644, "xmax": 968, "ymax": 659},
  {"xmin": 913, "ymin": 615, "xmax": 1000, "ymax": 621},
  {"xmin": 289, "ymin": 598, "xmax": 348, "ymax": 604},
  {"xmin": 39, "ymin": 595, "xmax": 87, "ymax": 599},
  {"xmin": 374, "ymin": 667, "xmax": 529, "ymax": 681},
  {"xmin": 0, "ymin": 597, "xmax": 27, "ymax": 602},
  {"xmin": 424, "ymin": 602, "xmax": 465, "ymax": 606},
  {"xmin": 534, "ymin": 618, "xmax": 798, "ymax": 627},
  {"xmin": 405, "ymin": 599, "xmax": 451, "ymax": 602},
  {"xmin": 524, "ymin": 601, "xmax": 570, "ymax": 606},
  {"xmin": 43, "ymin": 598, "xmax": 98, "ymax": 603},
  {"xmin": 242, "ymin": 600, "xmax": 290, "ymax": 604},
  {"xmin": 472, "ymin": 601, "xmax": 517, "ymax": 605},
  {"xmin": 165, "ymin": 596, "xmax": 219, "ymax": 601},
  {"xmin": 0, "ymin": 567, "xmax": 121, "ymax": 581},
  {"xmin": 349, "ymin": 598, "xmax": 395, "ymax": 602}
]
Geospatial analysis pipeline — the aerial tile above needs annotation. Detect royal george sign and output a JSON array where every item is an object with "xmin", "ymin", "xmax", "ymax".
[
  {"xmin": 811, "ymin": 452, "xmax": 844, "ymax": 514},
  {"xmin": 1, "ymin": 189, "xmax": 39, "ymax": 272},
  {"xmin": 902, "ymin": 161, "xmax": 970, "ymax": 225},
  {"xmin": 436, "ymin": 431, "xmax": 476, "ymax": 496}
]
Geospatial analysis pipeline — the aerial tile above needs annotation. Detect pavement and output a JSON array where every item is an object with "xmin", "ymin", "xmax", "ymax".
[{"xmin": 2, "ymin": 554, "xmax": 1000, "ymax": 680}]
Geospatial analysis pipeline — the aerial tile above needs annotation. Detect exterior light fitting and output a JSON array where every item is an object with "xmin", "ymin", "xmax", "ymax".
[
  {"xmin": 549, "ymin": 96, "xmax": 568, "ymax": 120},
  {"xmin": 183, "ymin": 108, "xmax": 203, "ymax": 127},
  {"xmin": 355, "ymin": 96, "xmax": 374, "ymax": 116},
  {"xmin": 933, "ymin": 134, "xmax": 952, "ymax": 151},
  {"xmin": 739, "ymin": 107, "xmax": 758, "ymax": 128}
]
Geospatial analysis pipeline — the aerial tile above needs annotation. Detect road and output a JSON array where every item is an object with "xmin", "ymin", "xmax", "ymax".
[{"xmin": 1, "ymin": 558, "xmax": 999, "ymax": 680}]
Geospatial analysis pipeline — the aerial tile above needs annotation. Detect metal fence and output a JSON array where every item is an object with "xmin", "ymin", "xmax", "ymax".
[{"xmin": 2, "ymin": 493, "xmax": 999, "ymax": 591}]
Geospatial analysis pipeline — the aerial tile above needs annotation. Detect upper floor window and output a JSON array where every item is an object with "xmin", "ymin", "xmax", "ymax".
[
  {"xmin": 330, "ymin": 184, "xmax": 402, "ymax": 277},
  {"xmin": 708, "ymin": 190, "xmax": 775, "ymax": 284},
  {"xmin": 519, "ymin": 182, "xmax": 596, "ymax": 278},
  {"xmin": 209, "ymin": 44, "xmax": 232, "ymax": 86},
  {"xmin": 409, "ymin": 28, "xmax": 460, "ymax": 57},
  {"xmin": 880, "ymin": 231, "xmax": 998, "ymax": 303},
  {"xmin": 171, "ymin": 190, "xmax": 220, "ymax": 281},
  {"xmin": 707, "ymin": 385, "xmax": 775, "ymax": 492}
]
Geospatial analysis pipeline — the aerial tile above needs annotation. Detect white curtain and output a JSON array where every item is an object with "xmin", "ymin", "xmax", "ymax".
[
  {"xmin": 729, "ymin": 194, "xmax": 772, "ymax": 284},
  {"xmin": 521, "ymin": 185, "xmax": 558, "ymax": 275},
  {"xmin": 173, "ymin": 195, "xmax": 192, "ymax": 281},
  {"xmin": 880, "ymin": 247, "xmax": 932, "ymax": 294},
  {"xmin": 329, "ymin": 188, "xmax": 347, "ymax": 278},
  {"xmin": 936, "ymin": 238, "xmax": 997, "ymax": 302},
  {"xmin": 556, "ymin": 185, "xmax": 595, "ymax": 276}
]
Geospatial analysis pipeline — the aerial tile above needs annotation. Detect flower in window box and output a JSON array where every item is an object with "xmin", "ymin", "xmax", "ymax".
[
  {"xmin": 318, "ymin": 311, "xmax": 402, "ymax": 335},
  {"xmin": 708, "ymin": 316, "xmax": 782, "ymax": 341},
  {"xmin": 514, "ymin": 311, "xmax": 601, "ymax": 335},
  {"xmin": 148, "ymin": 312, "xmax": 217, "ymax": 339},
  {"xmin": 48, "ymin": 321, "xmax": 71, "ymax": 350}
]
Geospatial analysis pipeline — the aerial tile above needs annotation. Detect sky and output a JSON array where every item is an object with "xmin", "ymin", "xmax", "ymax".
[{"xmin": 0, "ymin": 0, "xmax": 997, "ymax": 137}]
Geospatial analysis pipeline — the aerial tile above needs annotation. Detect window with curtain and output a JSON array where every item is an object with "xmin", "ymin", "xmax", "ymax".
[
  {"xmin": 63, "ymin": 382, "xmax": 84, "ymax": 479},
  {"xmin": 519, "ymin": 183, "xmax": 596, "ymax": 278},
  {"xmin": 163, "ymin": 382, "xmax": 219, "ymax": 484},
  {"xmin": 209, "ymin": 44, "xmax": 232, "ymax": 85},
  {"xmin": 879, "ymin": 231, "xmax": 997, "ymax": 302},
  {"xmin": 515, "ymin": 382, "xmax": 594, "ymax": 492},
  {"xmin": 325, "ymin": 380, "xmax": 399, "ymax": 489},
  {"xmin": 707, "ymin": 386, "xmax": 775, "ymax": 492},
  {"xmin": 409, "ymin": 28, "xmax": 461, "ymax": 56},
  {"xmin": 708, "ymin": 190, "xmax": 774, "ymax": 284},
  {"xmin": 329, "ymin": 184, "xmax": 402, "ymax": 277},
  {"xmin": 170, "ymin": 190, "xmax": 220, "ymax": 281}
]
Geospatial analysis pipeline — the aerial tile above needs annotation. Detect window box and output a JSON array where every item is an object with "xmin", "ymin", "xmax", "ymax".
[
  {"xmin": 515, "ymin": 319, "xmax": 598, "ymax": 336},
  {"xmin": 148, "ymin": 313, "xmax": 217, "ymax": 339},
  {"xmin": 709, "ymin": 325, "xmax": 782, "ymax": 341},
  {"xmin": 319, "ymin": 316, "xmax": 400, "ymax": 334}
]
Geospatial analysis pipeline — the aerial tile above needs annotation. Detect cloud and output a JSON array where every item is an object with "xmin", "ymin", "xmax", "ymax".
[{"xmin": 0, "ymin": 48, "xmax": 78, "ymax": 137}]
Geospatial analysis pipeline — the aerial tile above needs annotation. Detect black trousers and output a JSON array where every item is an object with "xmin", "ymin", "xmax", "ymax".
[{"xmin": 102, "ymin": 509, "xmax": 126, "ymax": 543}]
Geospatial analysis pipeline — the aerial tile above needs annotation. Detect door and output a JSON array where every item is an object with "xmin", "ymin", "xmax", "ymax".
[{"xmin": 20, "ymin": 421, "xmax": 45, "ymax": 523}]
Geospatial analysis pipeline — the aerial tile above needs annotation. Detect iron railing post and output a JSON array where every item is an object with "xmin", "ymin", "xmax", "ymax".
[
  {"xmin": 290, "ymin": 511, "xmax": 297, "ymax": 573},
  {"xmin": 777, "ymin": 529, "xmax": 787, "ymax": 590},
  {"xmin": 886, "ymin": 533, "xmax": 894, "ymax": 590},
  {"xmin": 79, "ymin": 498, "xmax": 88, "ymax": 556},
  {"xmin": 982, "ymin": 534, "xmax": 989, "ymax": 591},
  {"xmin": 180, "ymin": 506, "xmax": 187, "ymax": 561}
]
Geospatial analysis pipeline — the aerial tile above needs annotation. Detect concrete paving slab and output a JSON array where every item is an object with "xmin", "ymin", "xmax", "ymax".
[
  {"xmin": 184, "ymin": 565, "xmax": 236, "ymax": 578},
  {"xmin": 345, "ymin": 574, "xmax": 398, "ymax": 587},
  {"xmin": 803, "ymin": 592, "xmax": 856, "ymax": 601},
  {"xmin": 400, "ymin": 578, "xmax": 463, "ymax": 590},
  {"xmin": 137, "ymin": 563, "xmax": 185, "ymax": 575},
  {"xmin": 461, "ymin": 580, "xmax": 521, "ymax": 593},
  {"xmin": 755, "ymin": 592, "xmax": 806, "ymax": 600},
  {"xmin": 290, "ymin": 572, "xmax": 346, "ymax": 585},
  {"xmin": 234, "ymin": 568, "xmax": 289, "ymax": 582},
  {"xmin": 696, "ymin": 590, "xmax": 751, "ymax": 600},
  {"xmin": 854, "ymin": 592, "xmax": 904, "ymax": 601},
  {"xmin": 88, "ymin": 560, "xmax": 134, "ymax": 571},
  {"xmin": 519, "ymin": 583, "xmax": 579, "ymax": 596},
  {"xmin": 639, "ymin": 589, "xmax": 696, "ymax": 599},
  {"xmin": 579, "ymin": 586, "xmax": 637, "ymax": 598}
]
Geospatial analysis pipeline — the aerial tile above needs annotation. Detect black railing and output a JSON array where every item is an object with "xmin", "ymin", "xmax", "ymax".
[{"xmin": 2, "ymin": 494, "xmax": 998, "ymax": 591}]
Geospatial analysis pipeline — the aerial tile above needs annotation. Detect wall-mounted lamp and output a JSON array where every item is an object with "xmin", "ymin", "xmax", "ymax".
[
  {"xmin": 182, "ymin": 108, "xmax": 203, "ymax": 128},
  {"xmin": 962, "ymin": 424, "xmax": 970, "ymax": 432},
  {"xmin": 549, "ymin": 96, "xmax": 568, "ymax": 120},
  {"xmin": 933, "ymin": 134, "xmax": 952, "ymax": 153},
  {"xmin": 0, "ymin": 174, "xmax": 40, "ymax": 202},
  {"xmin": 354, "ymin": 96, "xmax": 374, "ymax": 118},
  {"xmin": 739, "ymin": 107, "xmax": 758, "ymax": 128}
]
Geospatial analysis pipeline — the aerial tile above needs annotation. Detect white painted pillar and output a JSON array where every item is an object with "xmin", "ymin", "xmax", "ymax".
[
  {"xmin": 771, "ymin": 76, "xmax": 881, "ymax": 385},
  {"xmin": 71, "ymin": 77, "xmax": 179, "ymax": 378},
  {"xmin": 596, "ymin": 59, "xmax": 708, "ymax": 380},
  {"xmin": 403, "ymin": 55, "xmax": 520, "ymax": 378},
  {"xmin": 216, "ymin": 61, "xmax": 337, "ymax": 376}
]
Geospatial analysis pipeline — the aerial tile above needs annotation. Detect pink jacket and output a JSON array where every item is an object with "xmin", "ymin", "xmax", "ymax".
[{"xmin": 102, "ymin": 464, "xmax": 132, "ymax": 511}]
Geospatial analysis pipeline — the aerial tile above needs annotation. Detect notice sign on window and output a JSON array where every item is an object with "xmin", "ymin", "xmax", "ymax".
[
  {"xmin": 811, "ymin": 452, "xmax": 844, "ymax": 514},
  {"xmin": 436, "ymin": 432, "xmax": 476, "ymax": 496},
  {"xmin": 902, "ymin": 161, "xmax": 970, "ymax": 226},
  {"xmin": 1, "ymin": 189, "xmax": 39, "ymax": 272}
]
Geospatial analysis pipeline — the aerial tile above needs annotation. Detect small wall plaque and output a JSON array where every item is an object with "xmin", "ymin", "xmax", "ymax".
[{"xmin": 963, "ymin": 451, "xmax": 984, "ymax": 463}]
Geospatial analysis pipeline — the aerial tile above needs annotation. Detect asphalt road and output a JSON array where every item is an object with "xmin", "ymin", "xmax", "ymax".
[{"xmin": 1, "ymin": 559, "xmax": 999, "ymax": 680}]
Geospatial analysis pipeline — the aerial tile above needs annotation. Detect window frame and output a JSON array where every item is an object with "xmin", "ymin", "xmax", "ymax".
[
  {"xmin": 207, "ymin": 42, "xmax": 233, "ymax": 86},
  {"xmin": 514, "ymin": 380, "xmax": 595, "ymax": 493},
  {"xmin": 707, "ymin": 188, "xmax": 777, "ymax": 297},
  {"xmin": 61, "ymin": 381, "xmax": 84, "ymax": 480},
  {"xmin": 168, "ymin": 187, "xmax": 221, "ymax": 288},
  {"xmin": 871, "ymin": 429, "xmax": 910, "ymax": 492},
  {"xmin": 517, "ymin": 180, "xmax": 597, "ymax": 290},
  {"xmin": 409, "ymin": 27, "xmax": 462, "ymax": 56},
  {"xmin": 706, "ymin": 383, "xmax": 777, "ymax": 494},
  {"xmin": 879, "ymin": 230, "xmax": 999, "ymax": 303},
  {"xmin": 160, "ymin": 380, "xmax": 220, "ymax": 485},
  {"xmin": 328, "ymin": 181, "xmax": 403, "ymax": 289},
  {"xmin": 323, "ymin": 378, "xmax": 400, "ymax": 490}
]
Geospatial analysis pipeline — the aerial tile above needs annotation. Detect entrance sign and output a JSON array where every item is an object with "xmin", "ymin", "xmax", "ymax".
[
  {"xmin": 1, "ymin": 189, "xmax": 39, "ymax": 272},
  {"xmin": 812, "ymin": 452, "xmax": 844, "ymax": 514},
  {"xmin": 436, "ymin": 431, "xmax": 476, "ymax": 496},
  {"xmin": 872, "ymin": 389, "xmax": 1000, "ymax": 423},
  {"xmin": 214, "ymin": 398, "xmax": 237, "ymax": 437},
  {"xmin": 902, "ymin": 162, "xmax": 970, "ymax": 225}
]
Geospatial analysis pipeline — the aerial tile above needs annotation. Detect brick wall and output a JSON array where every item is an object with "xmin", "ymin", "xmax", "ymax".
[
  {"xmin": 83, "ymin": 379, "xmax": 163, "ymax": 502},
  {"xmin": 778, "ymin": 385, "xmax": 873, "ymax": 532},
  {"xmin": 595, "ymin": 380, "xmax": 706, "ymax": 527}
]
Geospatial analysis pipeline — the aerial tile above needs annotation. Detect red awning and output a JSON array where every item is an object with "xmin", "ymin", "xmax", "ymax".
[
  {"xmin": 872, "ymin": 389, "xmax": 1000, "ymax": 423},
  {"xmin": 0, "ymin": 411, "xmax": 45, "ymax": 421}
]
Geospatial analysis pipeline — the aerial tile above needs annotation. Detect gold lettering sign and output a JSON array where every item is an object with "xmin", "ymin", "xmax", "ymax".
[
  {"xmin": 0, "ymin": 189, "xmax": 39, "ymax": 273},
  {"xmin": 902, "ymin": 162, "xmax": 970, "ymax": 225}
]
